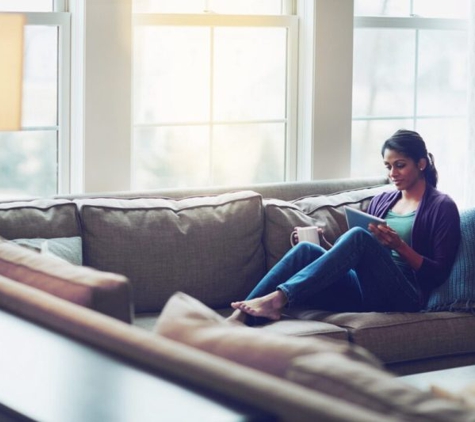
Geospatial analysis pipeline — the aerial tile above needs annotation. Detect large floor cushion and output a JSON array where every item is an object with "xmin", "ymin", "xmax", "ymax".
[
  {"xmin": 77, "ymin": 191, "xmax": 266, "ymax": 313},
  {"xmin": 154, "ymin": 292, "xmax": 379, "ymax": 378},
  {"xmin": 0, "ymin": 239, "xmax": 133, "ymax": 323},
  {"xmin": 290, "ymin": 309, "xmax": 475, "ymax": 365},
  {"xmin": 133, "ymin": 310, "xmax": 350, "ymax": 342}
]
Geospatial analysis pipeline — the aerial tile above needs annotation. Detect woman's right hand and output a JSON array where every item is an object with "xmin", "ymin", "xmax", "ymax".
[{"xmin": 369, "ymin": 223, "xmax": 403, "ymax": 250}]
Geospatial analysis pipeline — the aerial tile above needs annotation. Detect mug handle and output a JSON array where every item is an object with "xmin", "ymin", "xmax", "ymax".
[{"xmin": 290, "ymin": 230, "xmax": 298, "ymax": 247}]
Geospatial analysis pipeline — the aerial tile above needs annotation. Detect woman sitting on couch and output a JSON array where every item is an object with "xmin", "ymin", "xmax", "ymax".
[{"xmin": 230, "ymin": 129, "xmax": 461, "ymax": 323}]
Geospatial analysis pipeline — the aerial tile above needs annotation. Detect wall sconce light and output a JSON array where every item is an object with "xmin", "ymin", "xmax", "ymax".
[{"xmin": 0, "ymin": 14, "xmax": 25, "ymax": 131}]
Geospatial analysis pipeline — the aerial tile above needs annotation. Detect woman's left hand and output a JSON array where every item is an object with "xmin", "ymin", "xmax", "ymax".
[{"xmin": 368, "ymin": 223, "xmax": 403, "ymax": 250}]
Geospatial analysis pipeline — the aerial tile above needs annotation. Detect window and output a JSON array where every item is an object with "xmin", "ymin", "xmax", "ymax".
[
  {"xmin": 352, "ymin": 1, "xmax": 469, "ymax": 203},
  {"xmin": 132, "ymin": 0, "xmax": 297, "ymax": 189},
  {"xmin": 0, "ymin": 0, "xmax": 70, "ymax": 198}
]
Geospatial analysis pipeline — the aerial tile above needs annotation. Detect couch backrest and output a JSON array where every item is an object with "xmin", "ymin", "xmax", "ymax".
[
  {"xmin": 0, "ymin": 198, "xmax": 80, "ymax": 240},
  {"xmin": 264, "ymin": 184, "xmax": 393, "ymax": 269},
  {"xmin": 76, "ymin": 190, "xmax": 267, "ymax": 313},
  {"xmin": 0, "ymin": 177, "xmax": 391, "ymax": 314},
  {"xmin": 56, "ymin": 176, "xmax": 390, "ymax": 201}
]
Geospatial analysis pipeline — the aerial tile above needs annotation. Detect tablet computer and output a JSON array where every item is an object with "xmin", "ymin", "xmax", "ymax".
[{"xmin": 344, "ymin": 206, "xmax": 387, "ymax": 230}]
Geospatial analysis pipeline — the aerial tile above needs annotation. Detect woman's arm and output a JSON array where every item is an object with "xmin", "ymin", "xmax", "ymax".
[{"xmin": 369, "ymin": 223, "xmax": 423, "ymax": 270}]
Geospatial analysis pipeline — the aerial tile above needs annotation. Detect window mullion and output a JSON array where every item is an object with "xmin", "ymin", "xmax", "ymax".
[
  {"xmin": 354, "ymin": 16, "xmax": 467, "ymax": 30},
  {"xmin": 209, "ymin": 26, "xmax": 215, "ymax": 185},
  {"xmin": 53, "ymin": 0, "xmax": 67, "ymax": 12},
  {"xmin": 413, "ymin": 29, "xmax": 419, "ymax": 131},
  {"xmin": 57, "ymin": 13, "xmax": 71, "ymax": 194}
]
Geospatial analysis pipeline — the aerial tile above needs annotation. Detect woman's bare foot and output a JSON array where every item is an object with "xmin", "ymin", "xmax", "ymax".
[{"xmin": 230, "ymin": 291, "xmax": 287, "ymax": 321}]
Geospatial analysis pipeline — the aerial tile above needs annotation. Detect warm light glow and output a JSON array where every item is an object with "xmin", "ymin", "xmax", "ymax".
[{"xmin": 0, "ymin": 14, "xmax": 25, "ymax": 131}]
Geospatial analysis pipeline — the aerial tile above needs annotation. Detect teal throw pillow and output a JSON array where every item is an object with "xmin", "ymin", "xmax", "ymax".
[
  {"xmin": 425, "ymin": 208, "xmax": 475, "ymax": 312},
  {"xmin": 11, "ymin": 236, "xmax": 83, "ymax": 266}
]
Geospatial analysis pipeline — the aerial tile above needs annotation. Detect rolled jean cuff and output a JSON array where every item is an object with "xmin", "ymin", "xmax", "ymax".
[{"xmin": 277, "ymin": 285, "xmax": 292, "ymax": 306}]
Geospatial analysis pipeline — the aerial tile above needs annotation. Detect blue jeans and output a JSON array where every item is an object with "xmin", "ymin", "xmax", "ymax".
[{"xmin": 247, "ymin": 227, "xmax": 422, "ymax": 312}]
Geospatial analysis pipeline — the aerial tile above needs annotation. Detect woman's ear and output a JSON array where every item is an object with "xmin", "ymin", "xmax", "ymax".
[{"xmin": 417, "ymin": 158, "xmax": 427, "ymax": 171}]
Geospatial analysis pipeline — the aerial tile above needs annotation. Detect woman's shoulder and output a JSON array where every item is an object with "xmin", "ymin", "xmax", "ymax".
[
  {"xmin": 424, "ymin": 185, "xmax": 460, "ymax": 220},
  {"xmin": 367, "ymin": 188, "xmax": 399, "ymax": 215},
  {"xmin": 425, "ymin": 185, "xmax": 458, "ymax": 208},
  {"xmin": 371, "ymin": 188, "xmax": 399, "ymax": 204}
]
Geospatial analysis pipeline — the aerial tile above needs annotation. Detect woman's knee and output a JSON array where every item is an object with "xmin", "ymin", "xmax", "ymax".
[
  {"xmin": 346, "ymin": 227, "xmax": 373, "ymax": 240},
  {"xmin": 293, "ymin": 241, "xmax": 324, "ymax": 257},
  {"xmin": 336, "ymin": 226, "xmax": 374, "ymax": 246}
]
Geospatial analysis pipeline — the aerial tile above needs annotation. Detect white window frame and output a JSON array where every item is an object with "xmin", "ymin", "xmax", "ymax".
[
  {"xmin": 69, "ymin": 0, "xmax": 355, "ymax": 193},
  {"xmin": 296, "ymin": 0, "xmax": 354, "ymax": 181},
  {"xmin": 3, "ymin": 8, "xmax": 71, "ymax": 195},
  {"xmin": 132, "ymin": 13, "xmax": 299, "ymax": 185},
  {"xmin": 69, "ymin": 0, "xmax": 133, "ymax": 194},
  {"xmin": 353, "ymin": 16, "xmax": 468, "ymax": 128}
]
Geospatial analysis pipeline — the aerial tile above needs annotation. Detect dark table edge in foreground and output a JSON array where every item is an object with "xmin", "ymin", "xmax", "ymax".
[{"xmin": 0, "ymin": 308, "xmax": 273, "ymax": 422}]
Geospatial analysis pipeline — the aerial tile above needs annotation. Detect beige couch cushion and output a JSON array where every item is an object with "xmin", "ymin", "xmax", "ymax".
[
  {"xmin": 133, "ymin": 309, "xmax": 350, "ymax": 341},
  {"xmin": 77, "ymin": 191, "xmax": 266, "ymax": 313},
  {"xmin": 0, "ymin": 199, "xmax": 80, "ymax": 239},
  {"xmin": 257, "ymin": 317, "xmax": 349, "ymax": 341},
  {"xmin": 290, "ymin": 309, "xmax": 475, "ymax": 365},
  {"xmin": 286, "ymin": 353, "xmax": 475, "ymax": 421},
  {"xmin": 154, "ymin": 292, "xmax": 380, "ymax": 378},
  {"xmin": 0, "ymin": 239, "xmax": 133, "ymax": 323},
  {"xmin": 264, "ymin": 185, "xmax": 392, "ymax": 269}
]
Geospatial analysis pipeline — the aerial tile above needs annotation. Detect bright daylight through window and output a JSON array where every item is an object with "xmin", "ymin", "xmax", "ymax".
[
  {"xmin": 132, "ymin": 0, "xmax": 297, "ymax": 189},
  {"xmin": 352, "ymin": 0, "xmax": 469, "ymax": 204},
  {"xmin": 1, "ymin": 0, "xmax": 471, "ymax": 199},
  {"xmin": 0, "ymin": 0, "xmax": 70, "ymax": 199}
]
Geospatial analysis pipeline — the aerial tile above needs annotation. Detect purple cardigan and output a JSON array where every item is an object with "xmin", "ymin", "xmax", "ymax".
[{"xmin": 367, "ymin": 185, "xmax": 461, "ymax": 304}]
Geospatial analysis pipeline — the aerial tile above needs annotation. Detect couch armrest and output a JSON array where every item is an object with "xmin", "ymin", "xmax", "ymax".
[
  {"xmin": 0, "ymin": 276, "xmax": 387, "ymax": 422},
  {"xmin": 0, "ymin": 239, "xmax": 133, "ymax": 323}
]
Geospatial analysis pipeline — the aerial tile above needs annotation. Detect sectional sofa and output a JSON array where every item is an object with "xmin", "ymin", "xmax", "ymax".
[
  {"xmin": 1, "ymin": 176, "xmax": 475, "ymax": 420},
  {"xmin": 1, "ymin": 175, "xmax": 475, "ymax": 374}
]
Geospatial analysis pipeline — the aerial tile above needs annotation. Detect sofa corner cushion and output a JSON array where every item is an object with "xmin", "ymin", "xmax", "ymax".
[
  {"xmin": 301, "ymin": 310, "xmax": 475, "ymax": 364},
  {"xmin": 153, "ymin": 292, "xmax": 380, "ymax": 378},
  {"xmin": 0, "ymin": 239, "xmax": 133, "ymax": 323},
  {"xmin": 264, "ymin": 185, "xmax": 392, "ymax": 270},
  {"xmin": 0, "ymin": 199, "xmax": 81, "ymax": 239},
  {"xmin": 77, "ymin": 190, "xmax": 266, "ymax": 313},
  {"xmin": 286, "ymin": 353, "xmax": 474, "ymax": 420},
  {"xmin": 293, "ymin": 184, "xmax": 392, "ymax": 241},
  {"xmin": 264, "ymin": 199, "xmax": 322, "ymax": 270},
  {"xmin": 425, "ymin": 207, "xmax": 475, "ymax": 312}
]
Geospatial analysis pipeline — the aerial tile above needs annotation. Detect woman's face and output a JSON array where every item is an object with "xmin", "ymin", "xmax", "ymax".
[{"xmin": 383, "ymin": 148, "xmax": 425, "ymax": 191}]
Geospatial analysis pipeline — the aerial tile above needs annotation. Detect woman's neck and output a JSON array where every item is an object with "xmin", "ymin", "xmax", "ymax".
[
  {"xmin": 402, "ymin": 178, "xmax": 427, "ymax": 202},
  {"xmin": 393, "ymin": 179, "xmax": 427, "ymax": 214}
]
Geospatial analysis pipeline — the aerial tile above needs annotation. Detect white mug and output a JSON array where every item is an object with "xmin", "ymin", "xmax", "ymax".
[{"xmin": 290, "ymin": 226, "xmax": 320, "ymax": 247}]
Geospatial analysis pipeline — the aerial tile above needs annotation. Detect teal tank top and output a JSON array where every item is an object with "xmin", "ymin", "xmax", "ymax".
[{"xmin": 385, "ymin": 210, "xmax": 416, "ymax": 280}]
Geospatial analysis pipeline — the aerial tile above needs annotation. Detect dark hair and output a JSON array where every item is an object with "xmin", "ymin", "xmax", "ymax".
[{"xmin": 381, "ymin": 129, "xmax": 438, "ymax": 188}]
